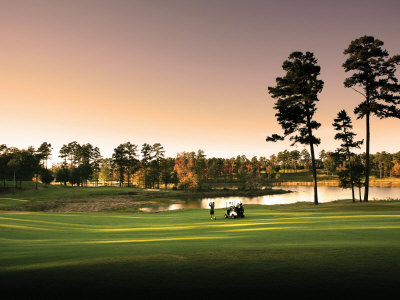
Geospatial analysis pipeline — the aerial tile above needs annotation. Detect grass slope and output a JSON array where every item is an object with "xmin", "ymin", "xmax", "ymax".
[{"xmin": 1, "ymin": 201, "xmax": 400, "ymax": 298}]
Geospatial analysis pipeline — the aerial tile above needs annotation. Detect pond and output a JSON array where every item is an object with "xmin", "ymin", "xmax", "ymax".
[{"xmin": 140, "ymin": 185, "xmax": 400, "ymax": 212}]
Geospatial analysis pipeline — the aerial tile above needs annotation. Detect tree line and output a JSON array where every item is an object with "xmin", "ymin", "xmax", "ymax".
[
  {"xmin": 2, "ymin": 140, "xmax": 400, "ymax": 196},
  {"xmin": 0, "ymin": 143, "xmax": 53, "ymax": 190},
  {"xmin": 0, "ymin": 139, "xmax": 319, "ymax": 191}
]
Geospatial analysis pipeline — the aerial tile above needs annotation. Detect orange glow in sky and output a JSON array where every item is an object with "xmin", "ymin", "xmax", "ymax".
[{"xmin": 1, "ymin": 0, "xmax": 400, "ymax": 162}]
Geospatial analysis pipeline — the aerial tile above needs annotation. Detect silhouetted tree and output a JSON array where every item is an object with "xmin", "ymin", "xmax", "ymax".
[
  {"xmin": 125, "ymin": 142, "xmax": 139, "ymax": 187},
  {"xmin": 141, "ymin": 143, "xmax": 153, "ymax": 187},
  {"xmin": 160, "ymin": 157, "xmax": 176, "ymax": 189},
  {"xmin": 56, "ymin": 166, "xmax": 69, "ymax": 186},
  {"xmin": 267, "ymin": 51, "xmax": 324, "ymax": 204},
  {"xmin": 333, "ymin": 110, "xmax": 363, "ymax": 202},
  {"xmin": 37, "ymin": 142, "xmax": 52, "ymax": 168},
  {"xmin": 194, "ymin": 150, "xmax": 207, "ymax": 188},
  {"xmin": 112, "ymin": 144, "xmax": 128, "ymax": 187},
  {"xmin": 343, "ymin": 35, "xmax": 400, "ymax": 202},
  {"xmin": 0, "ymin": 145, "xmax": 9, "ymax": 190},
  {"xmin": 59, "ymin": 141, "xmax": 79, "ymax": 166},
  {"xmin": 150, "ymin": 143, "xmax": 165, "ymax": 188}
]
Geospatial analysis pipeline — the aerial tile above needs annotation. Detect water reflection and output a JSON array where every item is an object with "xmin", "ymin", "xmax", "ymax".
[{"xmin": 140, "ymin": 185, "xmax": 400, "ymax": 212}]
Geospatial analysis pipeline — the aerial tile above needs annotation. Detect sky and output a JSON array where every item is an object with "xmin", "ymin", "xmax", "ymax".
[{"xmin": 1, "ymin": 0, "xmax": 400, "ymax": 163}]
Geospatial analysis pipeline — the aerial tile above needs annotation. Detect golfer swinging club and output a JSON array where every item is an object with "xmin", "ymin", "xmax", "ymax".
[{"xmin": 209, "ymin": 201, "xmax": 216, "ymax": 220}]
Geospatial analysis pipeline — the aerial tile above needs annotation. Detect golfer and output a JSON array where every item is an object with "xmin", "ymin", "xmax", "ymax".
[{"xmin": 209, "ymin": 201, "xmax": 216, "ymax": 220}]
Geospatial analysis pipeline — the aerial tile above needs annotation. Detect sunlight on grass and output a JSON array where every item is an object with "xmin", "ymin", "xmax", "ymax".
[
  {"xmin": 0, "ymin": 198, "xmax": 29, "ymax": 202},
  {"xmin": 92, "ymin": 225, "xmax": 202, "ymax": 232},
  {"xmin": 0, "ymin": 223, "xmax": 59, "ymax": 231},
  {"xmin": 112, "ymin": 216, "xmax": 178, "ymax": 219},
  {"xmin": 85, "ymin": 236, "xmax": 230, "ymax": 244},
  {"xmin": 253, "ymin": 214, "xmax": 400, "ymax": 221},
  {"xmin": 301, "ymin": 225, "xmax": 400, "ymax": 231},
  {"xmin": 223, "ymin": 226, "xmax": 299, "ymax": 232},
  {"xmin": 0, "ymin": 216, "xmax": 97, "ymax": 229}
]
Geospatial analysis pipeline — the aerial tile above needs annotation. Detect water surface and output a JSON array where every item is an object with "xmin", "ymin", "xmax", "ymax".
[{"xmin": 140, "ymin": 185, "xmax": 400, "ymax": 212}]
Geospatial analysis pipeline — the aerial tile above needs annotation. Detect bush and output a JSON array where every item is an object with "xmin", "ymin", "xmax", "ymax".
[{"xmin": 40, "ymin": 168, "xmax": 54, "ymax": 185}]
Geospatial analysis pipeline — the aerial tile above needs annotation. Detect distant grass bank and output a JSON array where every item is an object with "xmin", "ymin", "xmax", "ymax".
[
  {"xmin": 0, "ymin": 184, "xmax": 290, "ymax": 212},
  {"xmin": 270, "ymin": 169, "xmax": 400, "ymax": 187},
  {"xmin": 1, "ymin": 201, "xmax": 400, "ymax": 298}
]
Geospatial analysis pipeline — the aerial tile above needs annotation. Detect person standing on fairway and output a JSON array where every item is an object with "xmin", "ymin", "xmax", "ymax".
[{"xmin": 209, "ymin": 201, "xmax": 216, "ymax": 220}]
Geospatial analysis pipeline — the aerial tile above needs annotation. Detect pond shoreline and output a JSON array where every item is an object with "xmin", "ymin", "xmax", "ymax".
[
  {"xmin": 272, "ymin": 181, "xmax": 400, "ymax": 187},
  {"xmin": 174, "ymin": 188, "xmax": 291, "ymax": 199}
]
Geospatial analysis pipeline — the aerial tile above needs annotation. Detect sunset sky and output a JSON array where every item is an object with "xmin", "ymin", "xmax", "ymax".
[{"xmin": 1, "ymin": 0, "xmax": 400, "ymax": 162}]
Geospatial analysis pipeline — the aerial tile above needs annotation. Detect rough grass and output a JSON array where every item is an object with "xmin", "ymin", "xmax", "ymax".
[{"xmin": 1, "ymin": 201, "xmax": 400, "ymax": 298}]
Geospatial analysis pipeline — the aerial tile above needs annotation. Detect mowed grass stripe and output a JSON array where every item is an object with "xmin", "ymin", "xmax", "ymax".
[
  {"xmin": 85, "ymin": 236, "xmax": 230, "ymax": 244},
  {"xmin": 0, "ymin": 223, "xmax": 59, "ymax": 231},
  {"xmin": 0, "ymin": 216, "xmax": 100, "ymax": 229},
  {"xmin": 224, "ymin": 225, "xmax": 400, "ymax": 232}
]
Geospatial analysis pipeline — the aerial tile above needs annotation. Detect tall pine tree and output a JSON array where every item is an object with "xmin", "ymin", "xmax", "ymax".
[
  {"xmin": 343, "ymin": 36, "xmax": 400, "ymax": 202},
  {"xmin": 267, "ymin": 51, "xmax": 324, "ymax": 205}
]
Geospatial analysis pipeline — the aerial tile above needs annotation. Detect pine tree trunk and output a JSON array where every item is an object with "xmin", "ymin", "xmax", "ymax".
[
  {"xmin": 347, "ymin": 150, "xmax": 355, "ymax": 203},
  {"xmin": 306, "ymin": 110, "xmax": 318, "ymax": 205},
  {"xmin": 310, "ymin": 142, "xmax": 318, "ymax": 205},
  {"xmin": 364, "ymin": 111, "xmax": 370, "ymax": 202}
]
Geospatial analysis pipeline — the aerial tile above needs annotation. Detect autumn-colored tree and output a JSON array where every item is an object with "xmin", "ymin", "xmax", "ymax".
[
  {"xmin": 174, "ymin": 152, "xmax": 198, "ymax": 190},
  {"xmin": 392, "ymin": 162, "xmax": 400, "ymax": 177},
  {"xmin": 392, "ymin": 154, "xmax": 400, "ymax": 177}
]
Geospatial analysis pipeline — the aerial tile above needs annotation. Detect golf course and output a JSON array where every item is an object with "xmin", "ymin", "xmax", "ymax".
[{"xmin": 1, "ymin": 186, "xmax": 400, "ymax": 298}]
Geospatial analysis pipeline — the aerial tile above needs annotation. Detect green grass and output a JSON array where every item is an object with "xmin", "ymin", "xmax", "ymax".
[
  {"xmin": 1, "ymin": 201, "xmax": 400, "ymax": 297},
  {"xmin": 270, "ymin": 169, "xmax": 400, "ymax": 187},
  {"xmin": 0, "ymin": 184, "xmax": 289, "ymax": 212},
  {"xmin": 271, "ymin": 169, "xmax": 339, "ymax": 182}
]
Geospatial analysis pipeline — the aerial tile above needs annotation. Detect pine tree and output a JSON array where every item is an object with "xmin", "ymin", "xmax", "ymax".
[
  {"xmin": 267, "ymin": 51, "xmax": 324, "ymax": 205},
  {"xmin": 333, "ymin": 110, "xmax": 363, "ymax": 202},
  {"xmin": 343, "ymin": 36, "xmax": 400, "ymax": 202}
]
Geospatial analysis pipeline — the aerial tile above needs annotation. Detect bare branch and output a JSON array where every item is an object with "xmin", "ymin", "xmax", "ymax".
[{"xmin": 351, "ymin": 87, "xmax": 366, "ymax": 98}]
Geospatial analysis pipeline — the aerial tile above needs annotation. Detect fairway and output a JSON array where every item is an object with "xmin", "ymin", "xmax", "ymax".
[{"xmin": 1, "ymin": 202, "xmax": 400, "ymax": 298}]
